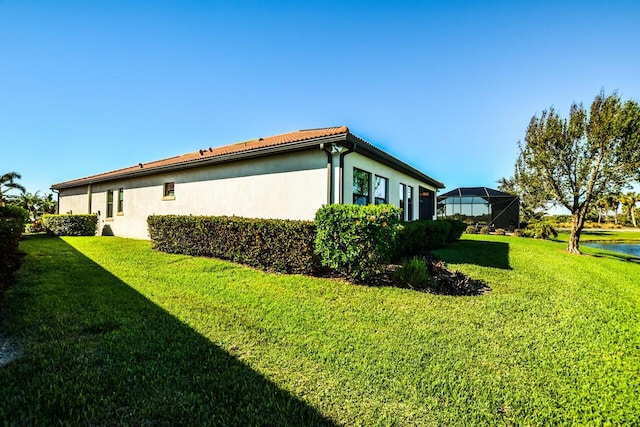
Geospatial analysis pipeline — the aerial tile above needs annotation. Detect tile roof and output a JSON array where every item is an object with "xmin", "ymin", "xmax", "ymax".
[{"xmin": 51, "ymin": 126, "xmax": 350, "ymax": 188}]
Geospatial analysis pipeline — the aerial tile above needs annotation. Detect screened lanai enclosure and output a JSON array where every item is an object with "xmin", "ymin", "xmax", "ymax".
[{"xmin": 437, "ymin": 187, "xmax": 519, "ymax": 230}]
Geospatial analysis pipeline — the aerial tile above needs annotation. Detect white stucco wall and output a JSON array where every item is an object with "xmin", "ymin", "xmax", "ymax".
[
  {"xmin": 57, "ymin": 185, "xmax": 90, "ymax": 215},
  {"xmin": 58, "ymin": 149, "xmax": 329, "ymax": 239},
  {"xmin": 57, "ymin": 147, "xmax": 441, "ymax": 240}
]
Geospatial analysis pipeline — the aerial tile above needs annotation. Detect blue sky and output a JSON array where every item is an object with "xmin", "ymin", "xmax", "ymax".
[{"xmin": 1, "ymin": 0, "xmax": 639, "ymax": 196}]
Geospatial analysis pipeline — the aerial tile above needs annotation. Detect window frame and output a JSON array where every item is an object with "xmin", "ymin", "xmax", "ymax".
[
  {"xmin": 399, "ymin": 183, "xmax": 406, "ymax": 220},
  {"xmin": 407, "ymin": 185, "xmax": 414, "ymax": 221},
  {"xmin": 117, "ymin": 188, "xmax": 124, "ymax": 215},
  {"xmin": 106, "ymin": 190, "xmax": 114, "ymax": 219},
  {"xmin": 163, "ymin": 182, "xmax": 175, "ymax": 200}
]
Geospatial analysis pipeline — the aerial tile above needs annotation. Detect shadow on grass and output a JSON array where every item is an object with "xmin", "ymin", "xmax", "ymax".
[
  {"xmin": 589, "ymin": 251, "xmax": 640, "ymax": 264},
  {"xmin": 1, "ymin": 235, "xmax": 334, "ymax": 426},
  {"xmin": 433, "ymin": 239, "xmax": 511, "ymax": 270},
  {"xmin": 581, "ymin": 243, "xmax": 640, "ymax": 264}
]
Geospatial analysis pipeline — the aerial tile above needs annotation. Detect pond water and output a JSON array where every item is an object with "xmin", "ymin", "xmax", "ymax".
[{"xmin": 583, "ymin": 241, "xmax": 640, "ymax": 257}]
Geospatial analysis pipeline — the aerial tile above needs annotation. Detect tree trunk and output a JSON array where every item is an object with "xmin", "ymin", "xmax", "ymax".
[
  {"xmin": 632, "ymin": 207, "xmax": 637, "ymax": 228},
  {"xmin": 568, "ymin": 212, "xmax": 585, "ymax": 254}
]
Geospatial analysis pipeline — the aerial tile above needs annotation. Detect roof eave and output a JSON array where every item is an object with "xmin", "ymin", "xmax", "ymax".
[
  {"xmin": 51, "ymin": 133, "xmax": 349, "ymax": 190},
  {"xmin": 344, "ymin": 134, "xmax": 444, "ymax": 189}
]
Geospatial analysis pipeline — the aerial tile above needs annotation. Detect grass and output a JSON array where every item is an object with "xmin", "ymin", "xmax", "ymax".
[{"xmin": 1, "ymin": 233, "xmax": 640, "ymax": 425}]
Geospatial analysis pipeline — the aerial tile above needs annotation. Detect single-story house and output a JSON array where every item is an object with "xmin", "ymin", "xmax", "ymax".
[{"xmin": 51, "ymin": 126, "xmax": 444, "ymax": 239}]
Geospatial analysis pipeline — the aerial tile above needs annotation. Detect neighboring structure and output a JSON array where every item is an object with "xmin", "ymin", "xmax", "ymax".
[
  {"xmin": 52, "ymin": 126, "xmax": 444, "ymax": 239},
  {"xmin": 437, "ymin": 187, "xmax": 519, "ymax": 230}
]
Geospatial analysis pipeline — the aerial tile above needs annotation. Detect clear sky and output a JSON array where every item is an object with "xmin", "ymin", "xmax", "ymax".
[{"xmin": 1, "ymin": 0, "xmax": 639, "ymax": 197}]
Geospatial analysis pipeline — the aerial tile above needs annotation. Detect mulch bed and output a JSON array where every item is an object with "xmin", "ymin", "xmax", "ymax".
[{"xmin": 375, "ymin": 254, "xmax": 490, "ymax": 296}]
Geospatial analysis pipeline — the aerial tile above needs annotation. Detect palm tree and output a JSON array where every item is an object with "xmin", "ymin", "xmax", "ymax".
[
  {"xmin": 41, "ymin": 193, "xmax": 57, "ymax": 215},
  {"xmin": 620, "ymin": 192, "xmax": 639, "ymax": 227},
  {"xmin": 607, "ymin": 193, "xmax": 621, "ymax": 225},
  {"xmin": 16, "ymin": 191, "xmax": 41, "ymax": 222},
  {"xmin": 15, "ymin": 191, "xmax": 57, "ymax": 221},
  {"xmin": 0, "ymin": 172, "xmax": 26, "ymax": 205},
  {"xmin": 594, "ymin": 196, "xmax": 609, "ymax": 224},
  {"xmin": 594, "ymin": 193, "xmax": 621, "ymax": 224}
]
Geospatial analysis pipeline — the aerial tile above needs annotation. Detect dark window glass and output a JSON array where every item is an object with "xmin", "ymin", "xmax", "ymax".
[
  {"xmin": 374, "ymin": 175, "xmax": 388, "ymax": 205},
  {"xmin": 117, "ymin": 188, "xmax": 124, "ymax": 213},
  {"xmin": 407, "ymin": 186, "xmax": 414, "ymax": 220},
  {"xmin": 106, "ymin": 190, "xmax": 114, "ymax": 218},
  {"xmin": 353, "ymin": 168, "xmax": 370, "ymax": 205},
  {"xmin": 164, "ymin": 182, "xmax": 175, "ymax": 198}
]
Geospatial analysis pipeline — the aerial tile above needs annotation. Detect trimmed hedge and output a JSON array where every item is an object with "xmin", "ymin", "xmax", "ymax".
[
  {"xmin": 0, "ymin": 205, "xmax": 28, "ymax": 290},
  {"xmin": 443, "ymin": 219, "xmax": 466, "ymax": 242},
  {"xmin": 147, "ymin": 208, "xmax": 463, "ymax": 283},
  {"xmin": 314, "ymin": 204, "xmax": 402, "ymax": 282},
  {"xmin": 147, "ymin": 215, "xmax": 319, "ymax": 274},
  {"xmin": 395, "ymin": 220, "xmax": 452, "ymax": 259},
  {"xmin": 42, "ymin": 214, "xmax": 98, "ymax": 236}
]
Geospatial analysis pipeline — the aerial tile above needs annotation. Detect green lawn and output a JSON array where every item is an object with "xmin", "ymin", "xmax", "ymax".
[{"xmin": 1, "ymin": 233, "xmax": 639, "ymax": 425}]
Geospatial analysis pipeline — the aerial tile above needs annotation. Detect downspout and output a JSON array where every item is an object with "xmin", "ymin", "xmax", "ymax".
[
  {"xmin": 51, "ymin": 189, "xmax": 60, "ymax": 214},
  {"xmin": 320, "ymin": 143, "xmax": 334, "ymax": 205},
  {"xmin": 338, "ymin": 142, "xmax": 356, "ymax": 204},
  {"xmin": 87, "ymin": 184, "xmax": 92, "ymax": 214}
]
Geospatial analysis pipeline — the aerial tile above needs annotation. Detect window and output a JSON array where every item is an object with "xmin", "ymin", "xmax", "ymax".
[
  {"xmin": 399, "ymin": 183, "xmax": 406, "ymax": 218},
  {"xmin": 106, "ymin": 190, "xmax": 114, "ymax": 218},
  {"xmin": 163, "ymin": 182, "xmax": 175, "ymax": 199},
  {"xmin": 407, "ymin": 185, "xmax": 414, "ymax": 220},
  {"xmin": 352, "ymin": 168, "xmax": 370, "ymax": 205},
  {"xmin": 117, "ymin": 188, "xmax": 124, "ymax": 214},
  {"xmin": 374, "ymin": 175, "xmax": 388, "ymax": 205}
]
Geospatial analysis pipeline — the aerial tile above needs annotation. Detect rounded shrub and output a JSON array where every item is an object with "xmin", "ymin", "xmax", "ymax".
[{"xmin": 315, "ymin": 204, "xmax": 401, "ymax": 283}]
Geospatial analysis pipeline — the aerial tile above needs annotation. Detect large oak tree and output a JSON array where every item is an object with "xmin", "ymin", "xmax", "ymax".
[{"xmin": 517, "ymin": 92, "xmax": 640, "ymax": 254}]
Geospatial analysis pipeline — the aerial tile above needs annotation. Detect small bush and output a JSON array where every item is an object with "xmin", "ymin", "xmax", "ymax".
[
  {"xmin": 392, "ymin": 256, "xmax": 430, "ymax": 289},
  {"xmin": 465, "ymin": 226, "xmax": 477, "ymax": 234},
  {"xmin": 513, "ymin": 228, "xmax": 523, "ymax": 237},
  {"xmin": 42, "ymin": 214, "xmax": 98, "ymax": 236},
  {"xmin": 525, "ymin": 221, "xmax": 558, "ymax": 239},
  {"xmin": 315, "ymin": 204, "xmax": 401, "ymax": 282},
  {"xmin": 479, "ymin": 226, "xmax": 490, "ymax": 234},
  {"xmin": 148, "ymin": 215, "xmax": 319, "ymax": 274},
  {"xmin": 395, "ymin": 220, "xmax": 452, "ymax": 259},
  {"xmin": 25, "ymin": 220, "xmax": 44, "ymax": 233},
  {"xmin": 495, "ymin": 228, "xmax": 506, "ymax": 236}
]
